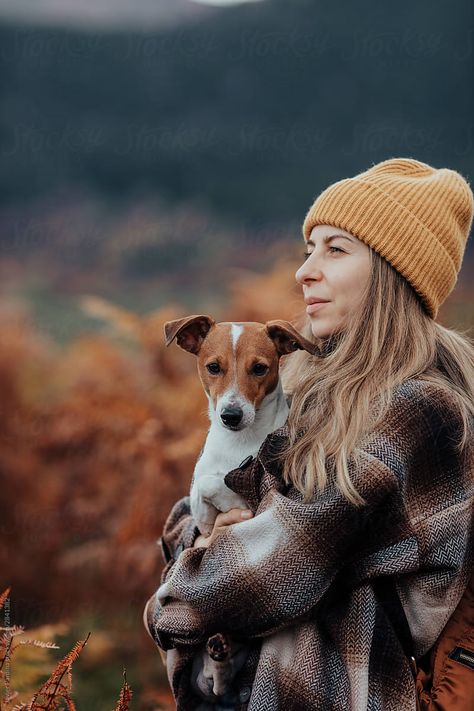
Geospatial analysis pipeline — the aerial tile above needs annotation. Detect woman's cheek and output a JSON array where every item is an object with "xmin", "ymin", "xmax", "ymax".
[{"xmin": 331, "ymin": 300, "xmax": 347, "ymax": 331}]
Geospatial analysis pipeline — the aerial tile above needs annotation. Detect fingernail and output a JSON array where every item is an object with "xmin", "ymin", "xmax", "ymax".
[{"xmin": 241, "ymin": 510, "xmax": 253, "ymax": 519}]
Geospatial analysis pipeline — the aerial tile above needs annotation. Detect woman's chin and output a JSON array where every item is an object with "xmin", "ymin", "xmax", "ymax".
[
  {"xmin": 309, "ymin": 314, "xmax": 345, "ymax": 340},
  {"xmin": 310, "ymin": 322, "xmax": 332, "ymax": 339}
]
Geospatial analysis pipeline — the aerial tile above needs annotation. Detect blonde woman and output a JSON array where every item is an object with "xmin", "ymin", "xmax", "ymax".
[{"xmin": 144, "ymin": 158, "xmax": 474, "ymax": 710}]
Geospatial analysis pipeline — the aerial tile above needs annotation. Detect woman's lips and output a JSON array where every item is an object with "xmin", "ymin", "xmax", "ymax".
[{"xmin": 306, "ymin": 301, "xmax": 329, "ymax": 314}]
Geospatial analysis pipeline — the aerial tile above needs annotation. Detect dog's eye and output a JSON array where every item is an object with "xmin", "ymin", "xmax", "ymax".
[
  {"xmin": 206, "ymin": 362, "xmax": 221, "ymax": 374},
  {"xmin": 252, "ymin": 363, "xmax": 269, "ymax": 376}
]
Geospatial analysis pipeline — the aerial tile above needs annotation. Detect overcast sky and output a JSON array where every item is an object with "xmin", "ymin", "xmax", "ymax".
[{"xmin": 0, "ymin": 0, "xmax": 264, "ymax": 30}]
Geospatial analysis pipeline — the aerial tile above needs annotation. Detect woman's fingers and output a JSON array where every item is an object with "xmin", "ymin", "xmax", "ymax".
[
  {"xmin": 193, "ymin": 509, "xmax": 254, "ymax": 548},
  {"xmin": 214, "ymin": 508, "xmax": 253, "ymax": 528}
]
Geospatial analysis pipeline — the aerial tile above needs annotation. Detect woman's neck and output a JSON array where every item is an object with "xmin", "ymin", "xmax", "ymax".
[{"xmin": 316, "ymin": 333, "xmax": 342, "ymax": 357}]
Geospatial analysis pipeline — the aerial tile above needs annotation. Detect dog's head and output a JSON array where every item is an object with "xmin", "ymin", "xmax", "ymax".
[{"xmin": 164, "ymin": 315, "xmax": 316, "ymax": 431}]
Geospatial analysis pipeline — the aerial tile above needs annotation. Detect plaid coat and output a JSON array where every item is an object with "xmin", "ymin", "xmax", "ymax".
[{"xmin": 145, "ymin": 378, "xmax": 474, "ymax": 710}]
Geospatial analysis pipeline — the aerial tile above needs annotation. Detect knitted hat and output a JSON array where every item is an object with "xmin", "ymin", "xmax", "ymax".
[{"xmin": 302, "ymin": 158, "xmax": 474, "ymax": 318}]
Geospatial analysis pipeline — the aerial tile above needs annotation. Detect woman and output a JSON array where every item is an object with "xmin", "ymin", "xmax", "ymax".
[{"xmin": 144, "ymin": 158, "xmax": 474, "ymax": 710}]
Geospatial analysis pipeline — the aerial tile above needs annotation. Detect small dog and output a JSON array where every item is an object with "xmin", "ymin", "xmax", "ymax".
[{"xmin": 160, "ymin": 314, "xmax": 316, "ymax": 703}]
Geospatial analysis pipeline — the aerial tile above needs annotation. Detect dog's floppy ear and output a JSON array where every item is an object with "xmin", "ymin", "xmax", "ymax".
[
  {"xmin": 164, "ymin": 315, "xmax": 215, "ymax": 355},
  {"xmin": 265, "ymin": 320, "xmax": 317, "ymax": 357}
]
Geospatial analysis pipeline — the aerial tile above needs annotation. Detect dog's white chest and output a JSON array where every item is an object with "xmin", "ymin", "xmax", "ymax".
[{"xmin": 189, "ymin": 389, "xmax": 288, "ymax": 536}]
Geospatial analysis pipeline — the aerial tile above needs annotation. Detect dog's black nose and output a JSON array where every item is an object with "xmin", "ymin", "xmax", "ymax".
[{"xmin": 221, "ymin": 407, "xmax": 243, "ymax": 428}]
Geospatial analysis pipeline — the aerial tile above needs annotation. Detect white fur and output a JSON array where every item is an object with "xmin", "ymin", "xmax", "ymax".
[
  {"xmin": 190, "ymin": 378, "xmax": 288, "ymax": 536},
  {"xmin": 231, "ymin": 322, "xmax": 243, "ymax": 350}
]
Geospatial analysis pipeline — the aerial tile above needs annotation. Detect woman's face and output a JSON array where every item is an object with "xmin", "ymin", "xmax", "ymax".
[{"xmin": 295, "ymin": 224, "xmax": 372, "ymax": 339}]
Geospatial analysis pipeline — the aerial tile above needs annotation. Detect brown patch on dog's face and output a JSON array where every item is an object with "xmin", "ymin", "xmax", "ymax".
[{"xmin": 197, "ymin": 322, "xmax": 280, "ymax": 411}]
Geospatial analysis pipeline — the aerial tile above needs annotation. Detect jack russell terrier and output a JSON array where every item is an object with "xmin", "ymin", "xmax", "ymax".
[{"xmin": 156, "ymin": 314, "xmax": 316, "ymax": 705}]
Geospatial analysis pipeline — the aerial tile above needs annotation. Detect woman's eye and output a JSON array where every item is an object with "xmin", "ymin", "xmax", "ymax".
[
  {"xmin": 252, "ymin": 363, "xmax": 269, "ymax": 376},
  {"xmin": 206, "ymin": 362, "xmax": 221, "ymax": 374},
  {"xmin": 303, "ymin": 245, "xmax": 345, "ymax": 261}
]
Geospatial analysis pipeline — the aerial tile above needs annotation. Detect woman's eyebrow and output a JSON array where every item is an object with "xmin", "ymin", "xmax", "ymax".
[{"xmin": 306, "ymin": 234, "xmax": 355, "ymax": 246}]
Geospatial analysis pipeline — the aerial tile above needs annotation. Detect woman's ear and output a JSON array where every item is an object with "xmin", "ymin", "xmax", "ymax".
[
  {"xmin": 164, "ymin": 315, "xmax": 215, "ymax": 355},
  {"xmin": 265, "ymin": 320, "xmax": 317, "ymax": 357}
]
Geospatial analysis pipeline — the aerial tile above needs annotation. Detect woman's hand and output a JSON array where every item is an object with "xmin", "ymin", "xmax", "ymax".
[{"xmin": 193, "ymin": 508, "xmax": 253, "ymax": 549}]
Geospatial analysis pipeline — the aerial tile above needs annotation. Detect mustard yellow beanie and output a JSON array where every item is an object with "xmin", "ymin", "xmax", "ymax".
[{"xmin": 302, "ymin": 158, "xmax": 474, "ymax": 318}]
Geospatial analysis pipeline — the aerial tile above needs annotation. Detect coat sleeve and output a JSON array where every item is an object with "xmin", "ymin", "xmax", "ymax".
[
  {"xmin": 157, "ymin": 495, "xmax": 200, "ymax": 574},
  {"xmin": 147, "ymin": 380, "xmax": 473, "ymax": 651}
]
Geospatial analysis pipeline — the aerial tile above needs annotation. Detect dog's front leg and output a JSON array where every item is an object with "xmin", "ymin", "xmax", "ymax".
[
  {"xmin": 191, "ymin": 475, "xmax": 249, "ymax": 537},
  {"xmin": 190, "ymin": 478, "xmax": 221, "ymax": 537},
  {"xmin": 205, "ymin": 479, "xmax": 249, "ymax": 513}
]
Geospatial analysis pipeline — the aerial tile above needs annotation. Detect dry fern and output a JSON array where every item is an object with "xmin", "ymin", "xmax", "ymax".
[
  {"xmin": 0, "ymin": 589, "xmax": 11, "ymax": 612},
  {"xmin": 28, "ymin": 633, "xmax": 90, "ymax": 710},
  {"xmin": 0, "ymin": 591, "xmax": 134, "ymax": 710},
  {"xmin": 113, "ymin": 670, "xmax": 133, "ymax": 711}
]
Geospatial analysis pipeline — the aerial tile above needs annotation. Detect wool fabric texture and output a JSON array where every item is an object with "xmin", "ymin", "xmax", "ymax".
[{"xmin": 302, "ymin": 158, "xmax": 474, "ymax": 319}]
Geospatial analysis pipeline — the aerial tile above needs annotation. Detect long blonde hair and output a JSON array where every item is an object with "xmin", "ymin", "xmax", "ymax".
[{"xmin": 280, "ymin": 249, "xmax": 474, "ymax": 506}]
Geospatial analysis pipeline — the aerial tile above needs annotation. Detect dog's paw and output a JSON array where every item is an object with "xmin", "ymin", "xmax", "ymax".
[{"xmin": 206, "ymin": 633, "xmax": 231, "ymax": 661}]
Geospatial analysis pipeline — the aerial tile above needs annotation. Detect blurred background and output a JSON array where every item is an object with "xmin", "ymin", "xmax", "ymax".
[{"xmin": 0, "ymin": 0, "xmax": 473, "ymax": 708}]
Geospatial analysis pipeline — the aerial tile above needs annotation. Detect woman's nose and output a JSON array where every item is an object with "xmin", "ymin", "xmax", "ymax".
[{"xmin": 295, "ymin": 256, "xmax": 322, "ymax": 285}]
